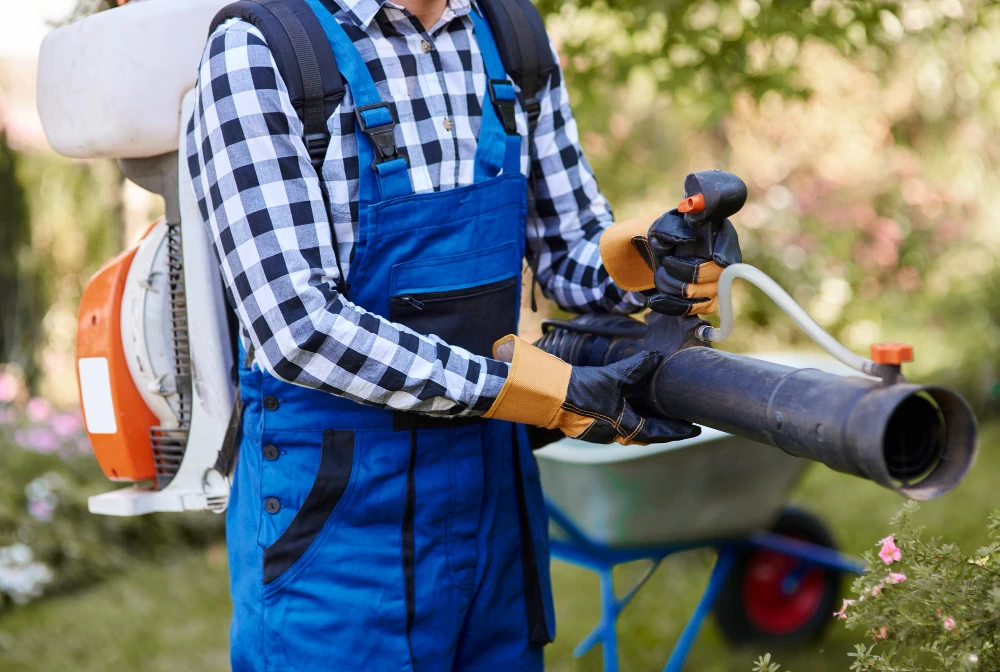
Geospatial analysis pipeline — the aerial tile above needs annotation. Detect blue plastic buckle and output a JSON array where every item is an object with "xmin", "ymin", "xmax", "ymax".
[
  {"xmin": 489, "ymin": 79, "xmax": 518, "ymax": 135},
  {"xmin": 354, "ymin": 102, "xmax": 402, "ymax": 168}
]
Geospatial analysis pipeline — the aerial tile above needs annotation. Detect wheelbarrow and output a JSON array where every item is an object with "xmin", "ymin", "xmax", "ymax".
[{"xmin": 536, "ymin": 352, "xmax": 867, "ymax": 672}]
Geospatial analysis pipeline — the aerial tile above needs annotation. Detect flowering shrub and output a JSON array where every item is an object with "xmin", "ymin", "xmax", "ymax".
[
  {"xmin": 756, "ymin": 502, "xmax": 1000, "ymax": 671},
  {"xmin": 0, "ymin": 369, "xmax": 223, "ymax": 612}
]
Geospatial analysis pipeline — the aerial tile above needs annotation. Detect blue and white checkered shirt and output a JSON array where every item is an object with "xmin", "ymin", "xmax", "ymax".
[{"xmin": 186, "ymin": 0, "xmax": 644, "ymax": 416}]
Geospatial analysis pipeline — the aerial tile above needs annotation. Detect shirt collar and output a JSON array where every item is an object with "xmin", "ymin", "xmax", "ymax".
[{"xmin": 333, "ymin": 0, "xmax": 476, "ymax": 30}]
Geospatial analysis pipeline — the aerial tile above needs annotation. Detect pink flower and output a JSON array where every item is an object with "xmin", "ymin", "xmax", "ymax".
[
  {"xmin": 871, "ymin": 584, "xmax": 883, "ymax": 597},
  {"xmin": 833, "ymin": 599, "xmax": 855, "ymax": 620},
  {"xmin": 0, "ymin": 407, "xmax": 16, "ymax": 426},
  {"xmin": 888, "ymin": 572, "xmax": 907, "ymax": 584},
  {"xmin": 28, "ymin": 498, "xmax": 56, "ymax": 522},
  {"xmin": 872, "ymin": 626, "xmax": 889, "ymax": 640},
  {"xmin": 0, "ymin": 372, "xmax": 18, "ymax": 403},
  {"xmin": 19, "ymin": 428, "xmax": 60, "ymax": 453},
  {"xmin": 943, "ymin": 617, "xmax": 956, "ymax": 631},
  {"xmin": 76, "ymin": 436, "xmax": 93, "ymax": 455},
  {"xmin": 878, "ymin": 536, "xmax": 902, "ymax": 565},
  {"xmin": 25, "ymin": 398, "xmax": 52, "ymax": 423},
  {"xmin": 50, "ymin": 412, "xmax": 83, "ymax": 438}
]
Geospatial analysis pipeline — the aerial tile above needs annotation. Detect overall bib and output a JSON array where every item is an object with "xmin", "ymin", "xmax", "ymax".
[{"xmin": 226, "ymin": 3, "xmax": 555, "ymax": 670}]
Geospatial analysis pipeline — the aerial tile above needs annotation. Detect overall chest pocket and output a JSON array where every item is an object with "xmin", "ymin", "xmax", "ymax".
[{"xmin": 389, "ymin": 242, "xmax": 520, "ymax": 358}]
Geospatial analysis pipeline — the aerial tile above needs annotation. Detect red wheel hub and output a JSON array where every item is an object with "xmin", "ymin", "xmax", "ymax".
[{"xmin": 742, "ymin": 548, "xmax": 826, "ymax": 635}]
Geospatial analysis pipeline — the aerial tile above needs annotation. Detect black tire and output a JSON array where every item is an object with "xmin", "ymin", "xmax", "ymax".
[{"xmin": 714, "ymin": 506, "xmax": 842, "ymax": 647}]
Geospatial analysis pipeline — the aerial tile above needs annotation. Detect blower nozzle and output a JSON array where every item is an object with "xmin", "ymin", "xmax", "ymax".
[{"xmin": 536, "ymin": 314, "xmax": 977, "ymax": 500}]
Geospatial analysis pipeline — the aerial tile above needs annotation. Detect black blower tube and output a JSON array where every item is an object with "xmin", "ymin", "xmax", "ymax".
[{"xmin": 537, "ymin": 315, "xmax": 978, "ymax": 500}]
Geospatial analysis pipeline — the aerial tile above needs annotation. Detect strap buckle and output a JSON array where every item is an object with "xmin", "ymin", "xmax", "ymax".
[
  {"xmin": 489, "ymin": 79, "xmax": 519, "ymax": 136},
  {"xmin": 524, "ymin": 96, "xmax": 541, "ymax": 135},
  {"xmin": 355, "ymin": 102, "xmax": 402, "ymax": 168},
  {"xmin": 305, "ymin": 132, "xmax": 327, "ymax": 170}
]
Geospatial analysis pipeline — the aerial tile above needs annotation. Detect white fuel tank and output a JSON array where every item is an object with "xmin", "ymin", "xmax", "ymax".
[{"xmin": 37, "ymin": 0, "xmax": 231, "ymax": 159}]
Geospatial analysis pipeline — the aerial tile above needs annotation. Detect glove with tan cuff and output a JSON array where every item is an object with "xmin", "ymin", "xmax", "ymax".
[
  {"xmin": 483, "ymin": 335, "xmax": 698, "ymax": 446},
  {"xmin": 600, "ymin": 211, "xmax": 741, "ymax": 317}
]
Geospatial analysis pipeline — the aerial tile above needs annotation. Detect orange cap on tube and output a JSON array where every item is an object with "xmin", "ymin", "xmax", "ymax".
[{"xmin": 869, "ymin": 343, "xmax": 914, "ymax": 366}]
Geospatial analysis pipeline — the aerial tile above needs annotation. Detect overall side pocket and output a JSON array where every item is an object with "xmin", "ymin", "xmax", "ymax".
[{"xmin": 263, "ymin": 430, "xmax": 355, "ymax": 585}]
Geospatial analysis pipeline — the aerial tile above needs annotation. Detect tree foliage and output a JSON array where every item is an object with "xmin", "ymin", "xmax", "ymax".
[{"xmin": 0, "ymin": 131, "xmax": 45, "ymax": 385}]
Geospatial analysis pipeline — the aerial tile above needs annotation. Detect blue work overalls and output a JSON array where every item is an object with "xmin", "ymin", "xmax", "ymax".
[{"xmin": 226, "ymin": 2, "xmax": 554, "ymax": 670}]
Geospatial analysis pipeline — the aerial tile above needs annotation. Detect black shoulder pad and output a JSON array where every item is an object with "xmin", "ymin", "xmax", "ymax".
[
  {"xmin": 479, "ymin": 0, "xmax": 557, "ymax": 129},
  {"xmin": 210, "ymin": 0, "xmax": 344, "ymax": 168}
]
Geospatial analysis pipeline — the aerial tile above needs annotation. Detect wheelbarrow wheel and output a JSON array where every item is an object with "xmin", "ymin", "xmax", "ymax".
[{"xmin": 714, "ymin": 506, "xmax": 841, "ymax": 646}]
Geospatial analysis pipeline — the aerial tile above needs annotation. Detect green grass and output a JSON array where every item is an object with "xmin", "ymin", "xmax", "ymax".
[{"xmin": 1, "ymin": 424, "xmax": 996, "ymax": 672}]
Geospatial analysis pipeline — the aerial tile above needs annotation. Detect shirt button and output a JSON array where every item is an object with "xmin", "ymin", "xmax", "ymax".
[
  {"xmin": 264, "ymin": 497, "xmax": 281, "ymax": 514},
  {"xmin": 263, "ymin": 444, "xmax": 280, "ymax": 461},
  {"xmin": 263, "ymin": 396, "xmax": 280, "ymax": 411},
  {"xmin": 421, "ymin": 40, "xmax": 433, "ymax": 53},
  {"xmin": 442, "ymin": 118, "xmax": 453, "ymax": 132}
]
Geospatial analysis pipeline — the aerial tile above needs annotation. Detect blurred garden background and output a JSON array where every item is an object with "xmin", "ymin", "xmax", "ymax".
[{"xmin": 1, "ymin": 0, "xmax": 999, "ymax": 670}]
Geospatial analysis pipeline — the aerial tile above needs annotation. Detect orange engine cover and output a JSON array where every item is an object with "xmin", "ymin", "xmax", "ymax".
[{"xmin": 76, "ymin": 227, "xmax": 160, "ymax": 482}]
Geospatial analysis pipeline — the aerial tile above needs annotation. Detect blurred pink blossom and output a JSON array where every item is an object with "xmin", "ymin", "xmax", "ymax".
[
  {"xmin": 50, "ymin": 413, "xmax": 83, "ymax": 438},
  {"xmin": 943, "ymin": 617, "xmax": 956, "ymax": 631},
  {"xmin": 874, "ymin": 217, "xmax": 904, "ymax": 243},
  {"xmin": 873, "ymin": 239, "xmax": 900, "ymax": 268},
  {"xmin": 879, "ymin": 536, "xmax": 902, "ymax": 565},
  {"xmin": 888, "ymin": 572, "xmax": 907, "ymax": 584},
  {"xmin": 25, "ymin": 398, "xmax": 52, "ymax": 424},
  {"xmin": 872, "ymin": 626, "xmax": 889, "ymax": 640},
  {"xmin": 0, "ymin": 372, "xmax": 18, "ymax": 403},
  {"xmin": 0, "ymin": 407, "xmax": 16, "ymax": 426},
  {"xmin": 76, "ymin": 436, "xmax": 93, "ymax": 455},
  {"xmin": 28, "ymin": 499, "xmax": 56, "ymax": 522},
  {"xmin": 871, "ymin": 584, "xmax": 883, "ymax": 597},
  {"xmin": 18, "ymin": 428, "xmax": 60, "ymax": 454},
  {"xmin": 896, "ymin": 266, "xmax": 921, "ymax": 292}
]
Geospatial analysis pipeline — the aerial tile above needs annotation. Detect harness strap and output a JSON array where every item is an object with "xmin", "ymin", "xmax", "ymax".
[
  {"xmin": 211, "ymin": 0, "xmax": 349, "ymax": 293},
  {"xmin": 255, "ymin": 0, "xmax": 331, "ymax": 168},
  {"xmin": 470, "ymin": 8, "xmax": 522, "ymax": 180},
  {"xmin": 303, "ymin": 0, "xmax": 414, "ymax": 202},
  {"xmin": 478, "ymin": 0, "xmax": 556, "ymax": 136},
  {"xmin": 210, "ymin": 0, "xmax": 346, "ymax": 170}
]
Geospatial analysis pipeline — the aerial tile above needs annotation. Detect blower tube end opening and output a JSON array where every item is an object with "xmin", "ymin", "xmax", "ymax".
[{"xmin": 879, "ymin": 387, "xmax": 977, "ymax": 500}]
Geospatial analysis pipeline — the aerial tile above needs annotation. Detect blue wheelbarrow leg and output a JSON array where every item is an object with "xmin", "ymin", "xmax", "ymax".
[
  {"xmin": 570, "ymin": 557, "xmax": 665, "ymax": 672},
  {"xmin": 663, "ymin": 546, "xmax": 739, "ymax": 672}
]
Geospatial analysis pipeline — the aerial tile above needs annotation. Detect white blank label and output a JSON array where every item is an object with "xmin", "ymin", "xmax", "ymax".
[{"xmin": 78, "ymin": 357, "xmax": 118, "ymax": 434}]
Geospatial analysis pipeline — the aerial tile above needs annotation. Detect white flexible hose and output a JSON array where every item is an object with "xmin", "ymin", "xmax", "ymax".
[{"xmin": 697, "ymin": 263, "xmax": 879, "ymax": 376}]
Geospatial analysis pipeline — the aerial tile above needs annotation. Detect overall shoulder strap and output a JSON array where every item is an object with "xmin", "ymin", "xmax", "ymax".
[
  {"xmin": 210, "ymin": 0, "xmax": 345, "ymax": 170},
  {"xmin": 477, "ymin": 0, "xmax": 557, "ymax": 134}
]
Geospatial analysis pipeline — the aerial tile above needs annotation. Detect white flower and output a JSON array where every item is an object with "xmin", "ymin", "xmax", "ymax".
[{"xmin": 0, "ymin": 544, "xmax": 52, "ymax": 604}]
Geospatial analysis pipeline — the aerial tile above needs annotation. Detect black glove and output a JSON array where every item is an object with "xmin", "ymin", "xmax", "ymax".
[
  {"xmin": 561, "ymin": 350, "xmax": 700, "ymax": 444},
  {"xmin": 645, "ymin": 211, "xmax": 742, "ymax": 317},
  {"xmin": 485, "ymin": 336, "xmax": 699, "ymax": 446}
]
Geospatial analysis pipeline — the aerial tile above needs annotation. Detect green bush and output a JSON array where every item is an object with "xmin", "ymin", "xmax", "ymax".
[
  {"xmin": 0, "ymin": 377, "xmax": 223, "ymax": 613},
  {"xmin": 756, "ymin": 502, "xmax": 1000, "ymax": 671}
]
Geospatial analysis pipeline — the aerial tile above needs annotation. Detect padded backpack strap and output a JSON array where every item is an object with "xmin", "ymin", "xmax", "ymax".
[
  {"xmin": 210, "ymin": 0, "xmax": 345, "ymax": 170},
  {"xmin": 478, "ymin": 0, "xmax": 557, "ymax": 135}
]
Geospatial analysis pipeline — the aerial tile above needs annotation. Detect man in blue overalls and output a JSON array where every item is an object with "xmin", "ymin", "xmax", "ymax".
[{"xmin": 187, "ymin": 0, "xmax": 741, "ymax": 669}]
